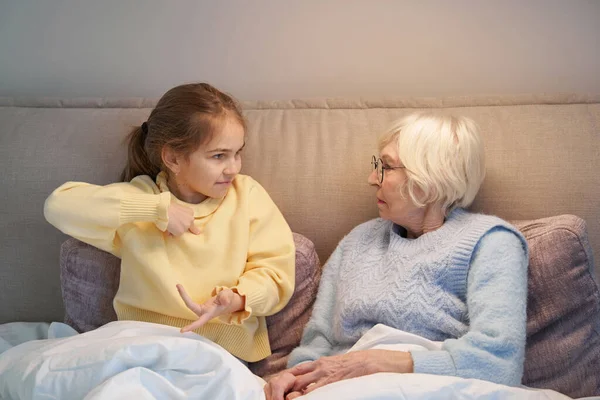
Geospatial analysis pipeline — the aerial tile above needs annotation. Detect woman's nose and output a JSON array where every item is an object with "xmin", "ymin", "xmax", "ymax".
[{"xmin": 367, "ymin": 169, "xmax": 380, "ymax": 186}]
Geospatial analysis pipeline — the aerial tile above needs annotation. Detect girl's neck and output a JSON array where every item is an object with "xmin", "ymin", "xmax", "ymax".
[{"xmin": 167, "ymin": 175, "xmax": 207, "ymax": 204}]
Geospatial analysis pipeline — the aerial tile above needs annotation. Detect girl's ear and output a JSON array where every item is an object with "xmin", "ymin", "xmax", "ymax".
[{"xmin": 161, "ymin": 145, "xmax": 181, "ymax": 176}]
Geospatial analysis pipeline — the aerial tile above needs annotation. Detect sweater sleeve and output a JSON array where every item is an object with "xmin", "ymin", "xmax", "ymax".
[
  {"xmin": 287, "ymin": 242, "xmax": 344, "ymax": 367},
  {"xmin": 214, "ymin": 180, "xmax": 295, "ymax": 323},
  {"xmin": 43, "ymin": 177, "xmax": 171, "ymax": 257},
  {"xmin": 410, "ymin": 227, "xmax": 528, "ymax": 386}
]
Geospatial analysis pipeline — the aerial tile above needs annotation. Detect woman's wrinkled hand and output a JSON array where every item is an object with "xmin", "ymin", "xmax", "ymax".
[
  {"xmin": 264, "ymin": 371, "xmax": 302, "ymax": 400},
  {"xmin": 176, "ymin": 284, "xmax": 244, "ymax": 332},
  {"xmin": 289, "ymin": 352, "xmax": 374, "ymax": 396},
  {"xmin": 267, "ymin": 350, "xmax": 414, "ymax": 398}
]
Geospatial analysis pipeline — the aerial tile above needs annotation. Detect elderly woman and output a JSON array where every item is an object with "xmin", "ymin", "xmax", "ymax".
[{"xmin": 264, "ymin": 113, "xmax": 529, "ymax": 400}]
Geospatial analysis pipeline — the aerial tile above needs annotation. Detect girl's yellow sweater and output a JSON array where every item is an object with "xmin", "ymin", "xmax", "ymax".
[{"xmin": 44, "ymin": 172, "xmax": 295, "ymax": 362}]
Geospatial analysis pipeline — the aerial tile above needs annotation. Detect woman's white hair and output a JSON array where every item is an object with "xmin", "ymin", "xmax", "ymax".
[{"xmin": 378, "ymin": 113, "xmax": 485, "ymax": 213}]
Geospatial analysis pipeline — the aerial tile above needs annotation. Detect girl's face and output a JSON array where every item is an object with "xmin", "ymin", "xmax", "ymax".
[{"xmin": 168, "ymin": 117, "xmax": 245, "ymax": 204}]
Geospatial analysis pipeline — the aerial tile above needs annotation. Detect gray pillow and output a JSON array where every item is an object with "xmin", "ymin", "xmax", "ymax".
[
  {"xmin": 60, "ymin": 239, "xmax": 119, "ymax": 332},
  {"xmin": 512, "ymin": 215, "xmax": 600, "ymax": 398}
]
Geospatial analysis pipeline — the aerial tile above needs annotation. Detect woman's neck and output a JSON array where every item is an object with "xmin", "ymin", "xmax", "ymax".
[{"xmin": 405, "ymin": 204, "xmax": 445, "ymax": 239}]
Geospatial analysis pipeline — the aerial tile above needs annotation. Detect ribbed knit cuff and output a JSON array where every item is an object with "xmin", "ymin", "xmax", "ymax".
[
  {"xmin": 411, "ymin": 350, "xmax": 456, "ymax": 377},
  {"xmin": 119, "ymin": 192, "xmax": 170, "ymax": 230}
]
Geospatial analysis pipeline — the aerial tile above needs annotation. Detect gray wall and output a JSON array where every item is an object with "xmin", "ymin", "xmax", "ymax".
[{"xmin": 1, "ymin": 0, "xmax": 599, "ymax": 100}]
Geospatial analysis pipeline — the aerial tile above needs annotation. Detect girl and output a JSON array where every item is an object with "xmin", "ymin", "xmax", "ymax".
[{"xmin": 44, "ymin": 83, "xmax": 295, "ymax": 362}]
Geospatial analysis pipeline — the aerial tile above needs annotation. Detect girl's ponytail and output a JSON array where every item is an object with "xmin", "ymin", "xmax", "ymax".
[{"xmin": 120, "ymin": 123, "xmax": 160, "ymax": 182}]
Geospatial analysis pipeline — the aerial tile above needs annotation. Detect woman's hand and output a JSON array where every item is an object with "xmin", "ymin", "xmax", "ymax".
[
  {"xmin": 166, "ymin": 203, "xmax": 201, "ymax": 236},
  {"xmin": 264, "ymin": 371, "xmax": 301, "ymax": 400},
  {"xmin": 176, "ymin": 284, "xmax": 245, "ymax": 332},
  {"xmin": 284, "ymin": 350, "xmax": 414, "ymax": 397}
]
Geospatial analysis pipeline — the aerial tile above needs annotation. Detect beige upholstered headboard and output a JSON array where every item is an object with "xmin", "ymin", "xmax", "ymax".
[
  {"xmin": 240, "ymin": 95, "xmax": 600, "ymax": 272},
  {"xmin": 1, "ymin": 94, "xmax": 598, "ymax": 323}
]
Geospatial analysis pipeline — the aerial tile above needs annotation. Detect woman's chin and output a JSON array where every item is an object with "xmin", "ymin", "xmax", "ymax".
[{"xmin": 377, "ymin": 209, "xmax": 389, "ymax": 220}]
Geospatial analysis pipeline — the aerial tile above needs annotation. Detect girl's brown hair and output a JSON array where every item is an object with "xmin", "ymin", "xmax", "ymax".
[{"xmin": 120, "ymin": 83, "xmax": 246, "ymax": 182}]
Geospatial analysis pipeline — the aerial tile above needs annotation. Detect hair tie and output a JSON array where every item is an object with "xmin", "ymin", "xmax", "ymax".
[{"xmin": 141, "ymin": 121, "xmax": 149, "ymax": 136}]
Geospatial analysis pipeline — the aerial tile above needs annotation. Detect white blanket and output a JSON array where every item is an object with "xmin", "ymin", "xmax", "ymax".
[
  {"xmin": 0, "ymin": 321, "xmax": 574, "ymax": 400},
  {"xmin": 0, "ymin": 321, "xmax": 265, "ymax": 400}
]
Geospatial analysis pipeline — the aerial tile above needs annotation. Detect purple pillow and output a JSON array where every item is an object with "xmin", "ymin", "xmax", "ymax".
[
  {"xmin": 60, "ymin": 238, "xmax": 119, "ymax": 332},
  {"xmin": 512, "ymin": 215, "xmax": 600, "ymax": 398}
]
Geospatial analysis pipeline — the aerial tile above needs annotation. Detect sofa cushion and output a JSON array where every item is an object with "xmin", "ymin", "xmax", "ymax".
[
  {"xmin": 512, "ymin": 215, "xmax": 600, "ymax": 398},
  {"xmin": 60, "ymin": 232, "xmax": 321, "ymax": 376},
  {"xmin": 60, "ymin": 238, "xmax": 119, "ymax": 333}
]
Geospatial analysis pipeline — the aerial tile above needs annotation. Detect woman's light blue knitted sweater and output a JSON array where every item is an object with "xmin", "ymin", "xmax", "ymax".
[{"xmin": 288, "ymin": 208, "xmax": 529, "ymax": 386}]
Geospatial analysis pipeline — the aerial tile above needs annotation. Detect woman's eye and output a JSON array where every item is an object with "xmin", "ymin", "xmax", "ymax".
[{"xmin": 212, "ymin": 154, "xmax": 224, "ymax": 160}]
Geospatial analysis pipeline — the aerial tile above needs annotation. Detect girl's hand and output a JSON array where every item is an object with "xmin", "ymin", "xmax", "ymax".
[
  {"xmin": 166, "ymin": 203, "xmax": 201, "ymax": 236},
  {"xmin": 176, "ymin": 284, "xmax": 245, "ymax": 332}
]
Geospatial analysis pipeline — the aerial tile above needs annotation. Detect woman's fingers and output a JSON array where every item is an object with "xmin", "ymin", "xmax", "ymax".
[
  {"xmin": 292, "ymin": 371, "xmax": 321, "ymax": 392},
  {"xmin": 303, "ymin": 379, "xmax": 329, "ymax": 395},
  {"xmin": 264, "ymin": 373, "xmax": 297, "ymax": 400},
  {"xmin": 289, "ymin": 361, "xmax": 315, "ymax": 376}
]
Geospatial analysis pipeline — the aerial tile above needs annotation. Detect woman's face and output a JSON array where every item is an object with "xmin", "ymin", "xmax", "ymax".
[{"xmin": 368, "ymin": 142, "xmax": 424, "ymax": 226}]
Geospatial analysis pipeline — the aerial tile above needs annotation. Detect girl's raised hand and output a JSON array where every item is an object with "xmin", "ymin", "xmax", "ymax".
[{"xmin": 166, "ymin": 203, "xmax": 201, "ymax": 236}]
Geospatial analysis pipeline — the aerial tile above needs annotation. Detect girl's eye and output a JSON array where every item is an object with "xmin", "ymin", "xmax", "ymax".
[{"xmin": 212, "ymin": 154, "xmax": 225, "ymax": 160}]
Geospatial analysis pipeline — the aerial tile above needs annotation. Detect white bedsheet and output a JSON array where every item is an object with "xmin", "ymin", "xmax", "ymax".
[{"xmin": 0, "ymin": 321, "xmax": 576, "ymax": 400}]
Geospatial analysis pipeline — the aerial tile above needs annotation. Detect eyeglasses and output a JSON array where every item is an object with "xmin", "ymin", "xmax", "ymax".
[{"xmin": 371, "ymin": 155, "xmax": 406, "ymax": 184}]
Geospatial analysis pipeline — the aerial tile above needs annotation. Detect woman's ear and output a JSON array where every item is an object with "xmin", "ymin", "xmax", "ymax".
[{"xmin": 161, "ymin": 146, "xmax": 180, "ymax": 176}]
